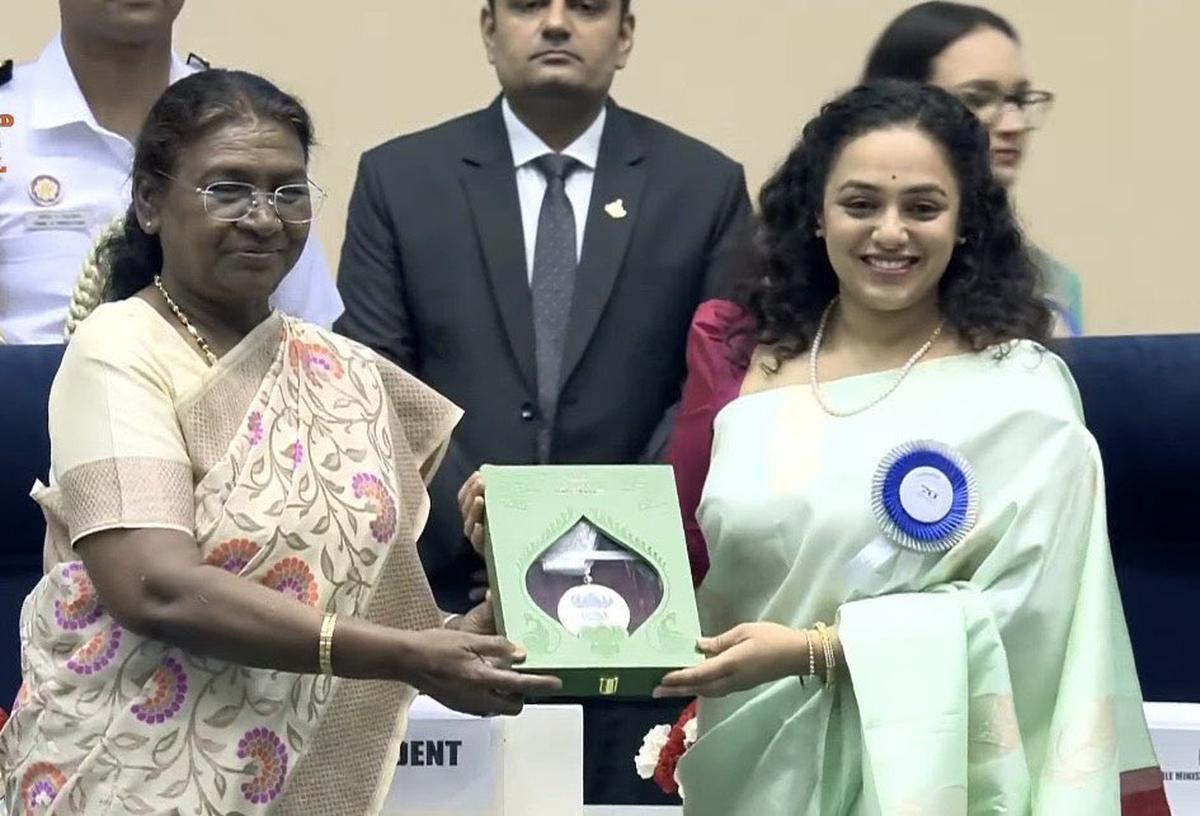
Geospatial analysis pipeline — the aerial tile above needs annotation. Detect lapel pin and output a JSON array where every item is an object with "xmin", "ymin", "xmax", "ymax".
[
  {"xmin": 29, "ymin": 174, "xmax": 63, "ymax": 207},
  {"xmin": 604, "ymin": 198, "xmax": 627, "ymax": 220}
]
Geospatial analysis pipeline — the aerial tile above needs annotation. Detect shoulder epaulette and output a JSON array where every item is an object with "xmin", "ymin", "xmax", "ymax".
[
  {"xmin": 185, "ymin": 52, "xmax": 212, "ymax": 71},
  {"xmin": 0, "ymin": 60, "xmax": 13, "ymax": 87}
]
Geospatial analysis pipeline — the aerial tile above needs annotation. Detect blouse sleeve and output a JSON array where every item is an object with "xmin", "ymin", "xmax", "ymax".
[
  {"xmin": 667, "ymin": 299, "xmax": 754, "ymax": 585},
  {"xmin": 49, "ymin": 312, "xmax": 194, "ymax": 544}
]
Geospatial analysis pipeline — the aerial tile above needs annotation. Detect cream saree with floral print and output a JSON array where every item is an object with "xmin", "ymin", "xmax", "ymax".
[{"xmin": 0, "ymin": 298, "xmax": 459, "ymax": 815}]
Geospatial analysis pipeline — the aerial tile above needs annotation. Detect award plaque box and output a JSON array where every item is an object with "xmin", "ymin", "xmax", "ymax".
[{"xmin": 481, "ymin": 464, "xmax": 702, "ymax": 698}]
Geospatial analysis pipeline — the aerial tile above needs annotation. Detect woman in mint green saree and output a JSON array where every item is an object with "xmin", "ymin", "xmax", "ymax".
[{"xmin": 658, "ymin": 82, "xmax": 1167, "ymax": 814}]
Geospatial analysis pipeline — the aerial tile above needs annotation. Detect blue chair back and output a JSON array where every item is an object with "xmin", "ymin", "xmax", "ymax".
[
  {"xmin": 1060, "ymin": 334, "xmax": 1200, "ymax": 702},
  {"xmin": 0, "ymin": 336, "xmax": 1195, "ymax": 706},
  {"xmin": 0, "ymin": 343, "xmax": 65, "ymax": 704}
]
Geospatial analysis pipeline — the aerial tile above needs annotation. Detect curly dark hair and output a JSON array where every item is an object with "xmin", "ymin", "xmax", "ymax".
[
  {"xmin": 103, "ymin": 69, "xmax": 315, "ymax": 301},
  {"xmin": 741, "ymin": 79, "xmax": 1050, "ymax": 365}
]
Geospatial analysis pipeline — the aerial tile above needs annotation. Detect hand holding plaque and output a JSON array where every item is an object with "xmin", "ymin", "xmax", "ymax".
[{"xmin": 478, "ymin": 465, "xmax": 702, "ymax": 698}]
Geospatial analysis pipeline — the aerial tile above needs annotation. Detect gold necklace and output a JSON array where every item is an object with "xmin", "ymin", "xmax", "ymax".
[
  {"xmin": 153, "ymin": 275, "xmax": 218, "ymax": 367},
  {"xmin": 809, "ymin": 297, "xmax": 944, "ymax": 417}
]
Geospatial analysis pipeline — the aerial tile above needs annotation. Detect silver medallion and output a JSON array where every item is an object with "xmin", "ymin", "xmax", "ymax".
[{"xmin": 556, "ymin": 583, "xmax": 631, "ymax": 636}]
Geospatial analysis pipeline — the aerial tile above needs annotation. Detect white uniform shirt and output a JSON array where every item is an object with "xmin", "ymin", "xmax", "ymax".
[
  {"xmin": 0, "ymin": 35, "xmax": 343, "ymax": 344},
  {"xmin": 501, "ymin": 97, "xmax": 605, "ymax": 280}
]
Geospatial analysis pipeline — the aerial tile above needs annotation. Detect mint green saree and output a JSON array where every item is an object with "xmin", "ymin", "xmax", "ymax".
[{"xmin": 677, "ymin": 341, "xmax": 1164, "ymax": 815}]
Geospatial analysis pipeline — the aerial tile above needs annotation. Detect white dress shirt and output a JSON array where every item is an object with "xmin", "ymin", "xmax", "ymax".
[
  {"xmin": 0, "ymin": 35, "xmax": 343, "ymax": 344},
  {"xmin": 501, "ymin": 97, "xmax": 605, "ymax": 281}
]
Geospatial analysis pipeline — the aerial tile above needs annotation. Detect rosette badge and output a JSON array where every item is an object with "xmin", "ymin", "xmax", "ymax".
[{"xmin": 872, "ymin": 440, "xmax": 979, "ymax": 553}]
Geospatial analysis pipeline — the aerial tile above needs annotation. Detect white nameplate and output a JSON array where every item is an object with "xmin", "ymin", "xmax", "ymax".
[
  {"xmin": 24, "ymin": 210, "xmax": 90, "ymax": 232},
  {"xmin": 1146, "ymin": 702, "xmax": 1200, "ymax": 813},
  {"xmin": 383, "ymin": 697, "xmax": 583, "ymax": 816}
]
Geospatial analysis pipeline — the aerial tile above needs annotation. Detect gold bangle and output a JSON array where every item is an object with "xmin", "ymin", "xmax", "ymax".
[
  {"xmin": 823, "ymin": 629, "xmax": 836, "ymax": 685},
  {"xmin": 814, "ymin": 621, "xmax": 836, "ymax": 685},
  {"xmin": 318, "ymin": 612, "xmax": 338, "ymax": 676},
  {"xmin": 813, "ymin": 621, "xmax": 827, "ymax": 679},
  {"xmin": 803, "ymin": 628, "xmax": 817, "ymax": 679}
]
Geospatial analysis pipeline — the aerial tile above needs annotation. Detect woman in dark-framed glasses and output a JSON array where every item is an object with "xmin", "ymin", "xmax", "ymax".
[{"xmin": 864, "ymin": 1, "xmax": 1083, "ymax": 336}]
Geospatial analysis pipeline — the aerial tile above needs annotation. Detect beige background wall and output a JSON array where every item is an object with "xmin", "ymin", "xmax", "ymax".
[{"xmin": 12, "ymin": 1, "xmax": 1197, "ymax": 334}]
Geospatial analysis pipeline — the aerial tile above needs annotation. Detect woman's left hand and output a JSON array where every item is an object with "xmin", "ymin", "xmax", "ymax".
[
  {"xmin": 457, "ymin": 471, "xmax": 487, "ymax": 555},
  {"xmin": 653, "ymin": 622, "xmax": 808, "ymax": 699},
  {"xmin": 457, "ymin": 472, "xmax": 491, "ymax": 602}
]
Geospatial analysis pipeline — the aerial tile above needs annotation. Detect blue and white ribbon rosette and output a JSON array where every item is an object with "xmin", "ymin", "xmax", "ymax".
[
  {"xmin": 872, "ymin": 439, "xmax": 979, "ymax": 553},
  {"xmin": 847, "ymin": 440, "xmax": 979, "ymax": 593}
]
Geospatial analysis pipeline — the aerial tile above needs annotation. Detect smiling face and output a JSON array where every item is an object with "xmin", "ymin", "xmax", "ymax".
[
  {"xmin": 819, "ymin": 125, "xmax": 961, "ymax": 318},
  {"xmin": 482, "ymin": 0, "xmax": 634, "ymax": 102},
  {"xmin": 135, "ymin": 117, "xmax": 310, "ymax": 307}
]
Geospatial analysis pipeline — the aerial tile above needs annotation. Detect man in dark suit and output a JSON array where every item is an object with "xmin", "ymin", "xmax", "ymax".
[{"xmin": 335, "ymin": 0, "xmax": 751, "ymax": 803}]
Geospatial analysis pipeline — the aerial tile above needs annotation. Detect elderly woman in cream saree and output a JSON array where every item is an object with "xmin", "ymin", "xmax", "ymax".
[
  {"xmin": 0, "ymin": 67, "xmax": 556, "ymax": 816},
  {"xmin": 1, "ymin": 300, "xmax": 458, "ymax": 814}
]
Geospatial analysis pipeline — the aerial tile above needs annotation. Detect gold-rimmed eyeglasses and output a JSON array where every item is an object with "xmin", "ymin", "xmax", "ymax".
[{"xmin": 159, "ymin": 174, "xmax": 327, "ymax": 224}]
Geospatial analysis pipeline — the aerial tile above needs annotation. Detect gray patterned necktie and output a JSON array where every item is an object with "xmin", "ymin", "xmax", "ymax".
[{"xmin": 530, "ymin": 153, "xmax": 581, "ymax": 463}]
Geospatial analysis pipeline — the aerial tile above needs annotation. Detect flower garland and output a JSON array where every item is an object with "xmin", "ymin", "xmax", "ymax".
[{"xmin": 634, "ymin": 699, "xmax": 698, "ymax": 798}]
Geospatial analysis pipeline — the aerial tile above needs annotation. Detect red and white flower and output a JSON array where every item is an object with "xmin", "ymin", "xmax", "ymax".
[{"xmin": 634, "ymin": 699, "xmax": 698, "ymax": 799}]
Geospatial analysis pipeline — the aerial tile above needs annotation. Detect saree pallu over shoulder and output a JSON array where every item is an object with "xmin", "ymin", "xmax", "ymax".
[{"xmin": 1, "ymin": 314, "xmax": 460, "ymax": 815}]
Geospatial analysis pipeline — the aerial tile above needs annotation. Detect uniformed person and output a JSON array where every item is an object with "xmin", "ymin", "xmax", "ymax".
[{"xmin": 0, "ymin": 1, "xmax": 341, "ymax": 344}]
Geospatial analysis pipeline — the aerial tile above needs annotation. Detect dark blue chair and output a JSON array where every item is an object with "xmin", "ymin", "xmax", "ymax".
[
  {"xmin": 0, "ymin": 343, "xmax": 65, "ymax": 706},
  {"xmin": 0, "ymin": 336, "xmax": 1195, "ymax": 708},
  {"xmin": 1059, "ymin": 334, "xmax": 1200, "ymax": 702}
]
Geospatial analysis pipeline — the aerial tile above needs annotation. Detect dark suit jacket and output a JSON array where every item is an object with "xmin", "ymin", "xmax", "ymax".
[{"xmin": 335, "ymin": 98, "xmax": 752, "ymax": 611}]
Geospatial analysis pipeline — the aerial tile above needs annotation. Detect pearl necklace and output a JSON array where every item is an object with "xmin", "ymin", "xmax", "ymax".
[
  {"xmin": 153, "ymin": 275, "xmax": 217, "ymax": 367},
  {"xmin": 809, "ymin": 298, "xmax": 944, "ymax": 417}
]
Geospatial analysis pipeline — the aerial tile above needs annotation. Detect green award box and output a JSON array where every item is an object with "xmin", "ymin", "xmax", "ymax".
[{"xmin": 481, "ymin": 464, "xmax": 702, "ymax": 698}]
